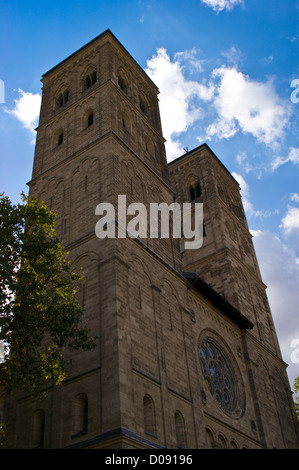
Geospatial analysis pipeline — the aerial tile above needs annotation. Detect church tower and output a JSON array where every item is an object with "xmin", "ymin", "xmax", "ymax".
[
  {"xmin": 169, "ymin": 145, "xmax": 281, "ymax": 354},
  {"xmin": 2, "ymin": 30, "xmax": 298, "ymax": 449}
]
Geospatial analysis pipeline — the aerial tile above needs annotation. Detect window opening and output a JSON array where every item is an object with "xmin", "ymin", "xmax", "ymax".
[
  {"xmin": 200, "ymin": 338, "xmax": 238, "ymax": 413},
  {"xmin": 190, "ymin": 187, "xmax": 195, "ymax": 200},
  {"xmin": 87, "ymin": 113, "xmax": 94, "ymax": 127},
  {"xmin": 84, "ymin": 70, "xmax": 97, "ymax": 90},
  {"xmin": 57, "ymin": 89, "xmax": 69, "ymax": 108},
  {"xmin": 190, "ymin": 181, "xmax": 202, "ymax": 201},
  {"xmin": 143, "ymin": 395, "xmax": 156, "ymax": 436}
]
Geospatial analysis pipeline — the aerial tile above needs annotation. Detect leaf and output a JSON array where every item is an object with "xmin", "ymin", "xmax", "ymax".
[{"xmin": 0, "ymin": 193, "xmax": 96, "ymax": 397}]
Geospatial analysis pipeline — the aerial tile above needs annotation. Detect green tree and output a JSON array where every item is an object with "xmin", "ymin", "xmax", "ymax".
[
  {"xmin": 294, "ymin": 376, "xmax": 299, "ymax": 421},
  {"xmin": 0, "ymin": 193, "xmax": 95, "ymax": 397}
]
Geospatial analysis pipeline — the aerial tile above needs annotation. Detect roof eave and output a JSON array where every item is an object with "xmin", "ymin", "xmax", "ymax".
[{"xmin": 183, "ymin": 271, "xmax": 254, "ymax": 330}]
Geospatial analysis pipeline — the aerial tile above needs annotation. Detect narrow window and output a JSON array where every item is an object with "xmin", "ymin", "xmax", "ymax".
[
  {"xmin": 84, "ymin": 70, "xmax": 96, "ymax": 90},
  {"xmin": 118, "ymin": 76, "xmax": 127, "ymax": 92},
  {"xmin": 87, "ymin": 113, "xmax": 94, "ymax": 127},
  {"xmin": 57, "ymin": 89, "xmax": 69, "ymax": 108},
  {"xmin": 135, "ymin": 285, "xmax": 142, "ymax": 309},
  {"xmin": 139, "ymin": 93, "xmax": 149, "ymax": 116},
  {"xmin": 31, "ymin": 410, "xmax": 45, "ymax": 449},
  {"xmin": 84, "ymin": 175, "xmax": 88, "ymax": 192},
  {"xmin": 64, "ymin": 89, "xmax": 69, "ymax": 104},
  {"xmin": 85, "ymin": 75, "xmax": 91, "ymax": 89},
  {"xmin": 58, "ymin": 132, "xmax": 63, "ymax": 146},
  {"xmin": 71, "ymin": 393, "xmax": 88, "ymax": 437},
  {"xmin": 196, "ymin": 182, "xmax": 202, "ymax": 198},
  {"xmin": 206, "ymin": 428, "xmax": 216, "ymax": 449},
  {"xmin": 190, "ymin": 181, "xmax": 201, "ymax": 201},
  {"xmin": 91, "ymin": 70, "xmax": 97, "ymax": 85},
  {"xmin": 175, "ymin": 411, "xmax": 186, "ymax": 449},
  {"xmin": 143, "ymin": 395, "xmax": 156, "ymax": 436},
  {"xmin": 122, "ymin": 112, "xmax": 130, "ymax": 132},
  {"xmin": 190, "ymin": 187, "xmax": 195, "ymax": 200},
  {"xmin": 139, "ymin": 100, "xmax": 147, "ymax": 114},
  {"xmin": 58, "ymin": 94, "xmax": 63, "ymax": 107}
]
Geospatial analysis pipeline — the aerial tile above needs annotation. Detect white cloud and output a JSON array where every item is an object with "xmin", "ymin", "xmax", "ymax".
[
  {"xmin": 280, "ymin": 206, "xmax": 299, "ymax": 238},
  {"xmin": 232, "ymin": 171, "xmax": 249, "ymax": 197},
  {"xmin": 236, "ymin": 152, "xmax": 251, "ymax": 173},
  {"xmin": 206, "ymin": 67, "xmax": 289, "ymax": 147},
  {"xmin": 146, "ymin": 48, "xmax": 214, "ymax": 160},
  {"xmin": 145, "ymin": 47, "xmax": 291, "ymax": 159},
  {"xmin": 5, "ymin": 88, "xmax": 41, "ymax": 141},
  {"xmin": 221, "ymin": 46, "xmax": 243, "ymax": 67},
  {"xmin": 271, "ymin": 147, "xmax": 299, "ymax": 170},
  {"xmin": 251, "ymin": 229, "xmax": 299, "ymax": 390},
  {"xmin": 235, "ymin": 151, "xmax": 262, "ymax": 177},
  {"xmin": 260, "ymin": 55, "xmax": 274, "ymax": 65},
  {"xmin": 201, "ymin": 0, "xmax": 244, "ymax": 13},
  {"xmin": 174, "ymin": 48, "xmax": 204, "ymax": 73},
  {"xmin": 232, "ymin": 171, "xmax": 256, "ymax": 217},
  {"xmin": 290, "ymin": 193, "xmax": 299, "ymax": 203}
]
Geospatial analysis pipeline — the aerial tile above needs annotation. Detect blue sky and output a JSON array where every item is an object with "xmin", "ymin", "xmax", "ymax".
[{"xmin": 0, "ymin": 0, "xmax": 298, "ymax": 389}]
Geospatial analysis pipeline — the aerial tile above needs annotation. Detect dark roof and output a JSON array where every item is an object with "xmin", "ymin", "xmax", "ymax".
[
  {"xmin": 183, "ymin": 271, "xmax": 254, "ymax": 330},
  {"xmin": 42, "ymin": 29, "xmax": 159, "ymax": 91}
]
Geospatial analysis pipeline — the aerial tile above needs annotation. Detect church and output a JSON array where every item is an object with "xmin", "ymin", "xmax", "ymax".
[{"xmin": 2, "ymin": 29, "xmax": 299, "ymax": 449}]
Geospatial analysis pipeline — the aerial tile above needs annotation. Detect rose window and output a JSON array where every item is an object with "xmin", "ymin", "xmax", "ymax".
[{"xmin": 200, "ymin": 338, "xmax": 238, "ymax": 413}]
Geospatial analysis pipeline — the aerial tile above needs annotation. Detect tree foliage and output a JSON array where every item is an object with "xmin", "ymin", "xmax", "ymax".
[{"xmin": 0, "ymin": 193, "xmax": 95, "ymax": 396}]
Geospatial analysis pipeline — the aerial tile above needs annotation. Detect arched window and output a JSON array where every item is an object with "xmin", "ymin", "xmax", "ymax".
[
  {"xmin": 118, "ymin": 69, "xmax": 129, "ymax": 94},
  {"xmin": 139, "ymin": 93, "xmax": 149, "ymax": 117},
  {"xmin": 91, "ymin": 70, "xmax": 97, "ymax": 85},
  {"xmin": 230, "ymin": 439, "xmax": 239, "ymax": 449},
  {"xmin": 31, "ymin": 409, "xmax": 45, "ymax": 448},
  {"xmin": 218, "ymin": 433, "xmax": 228, "ymax": 449},
  {"xmin": 85, "ymin": 75, "xmax": 91, "ymax": 89},
  {"xmin": 190, "ymin": 181, "xmax": 202, "ymax": 201},
  {"xmin": 58, "ymin": 132, "xmax": 63, "ymax": 146},
  {"xmin": 122, "ymin": 111, "xmax": 131, "ymax": 132},
  {"xmin": 87, "ymin": 112, "xmax": 94, "ymax": 127},
  {"xmin": 56, "ymin": 88, "xmax": 69, "ymax": 108},
  {"xmin": 57, "ymin": 93, "xmax": 63, "ymax": 107},
  {"xmin": 143, "ymin": 394, "xmax": 156, "ymax": 436},
  {"xmin": 83, "ymin": 69, "xmax": 97, "ymax": 91},
  {"xmin": 71, "ymin": 393, "xmax": 88, "ymax": 437},
  {"xmin": 64, "ymin": 89, "xmax": 69, "ymax": 104},
  {"xmin": 205, "ymin": 427, "xmax": 216, "ymax": 449},
  {"xmin": 174, "ymin": 411, "xmax": 187, "ymax": 448}
]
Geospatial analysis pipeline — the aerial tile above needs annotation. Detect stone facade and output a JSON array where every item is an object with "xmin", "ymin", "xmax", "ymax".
[{"xmin": 2, "ymin": 30, "xmax": 299, "ymax": 449}]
